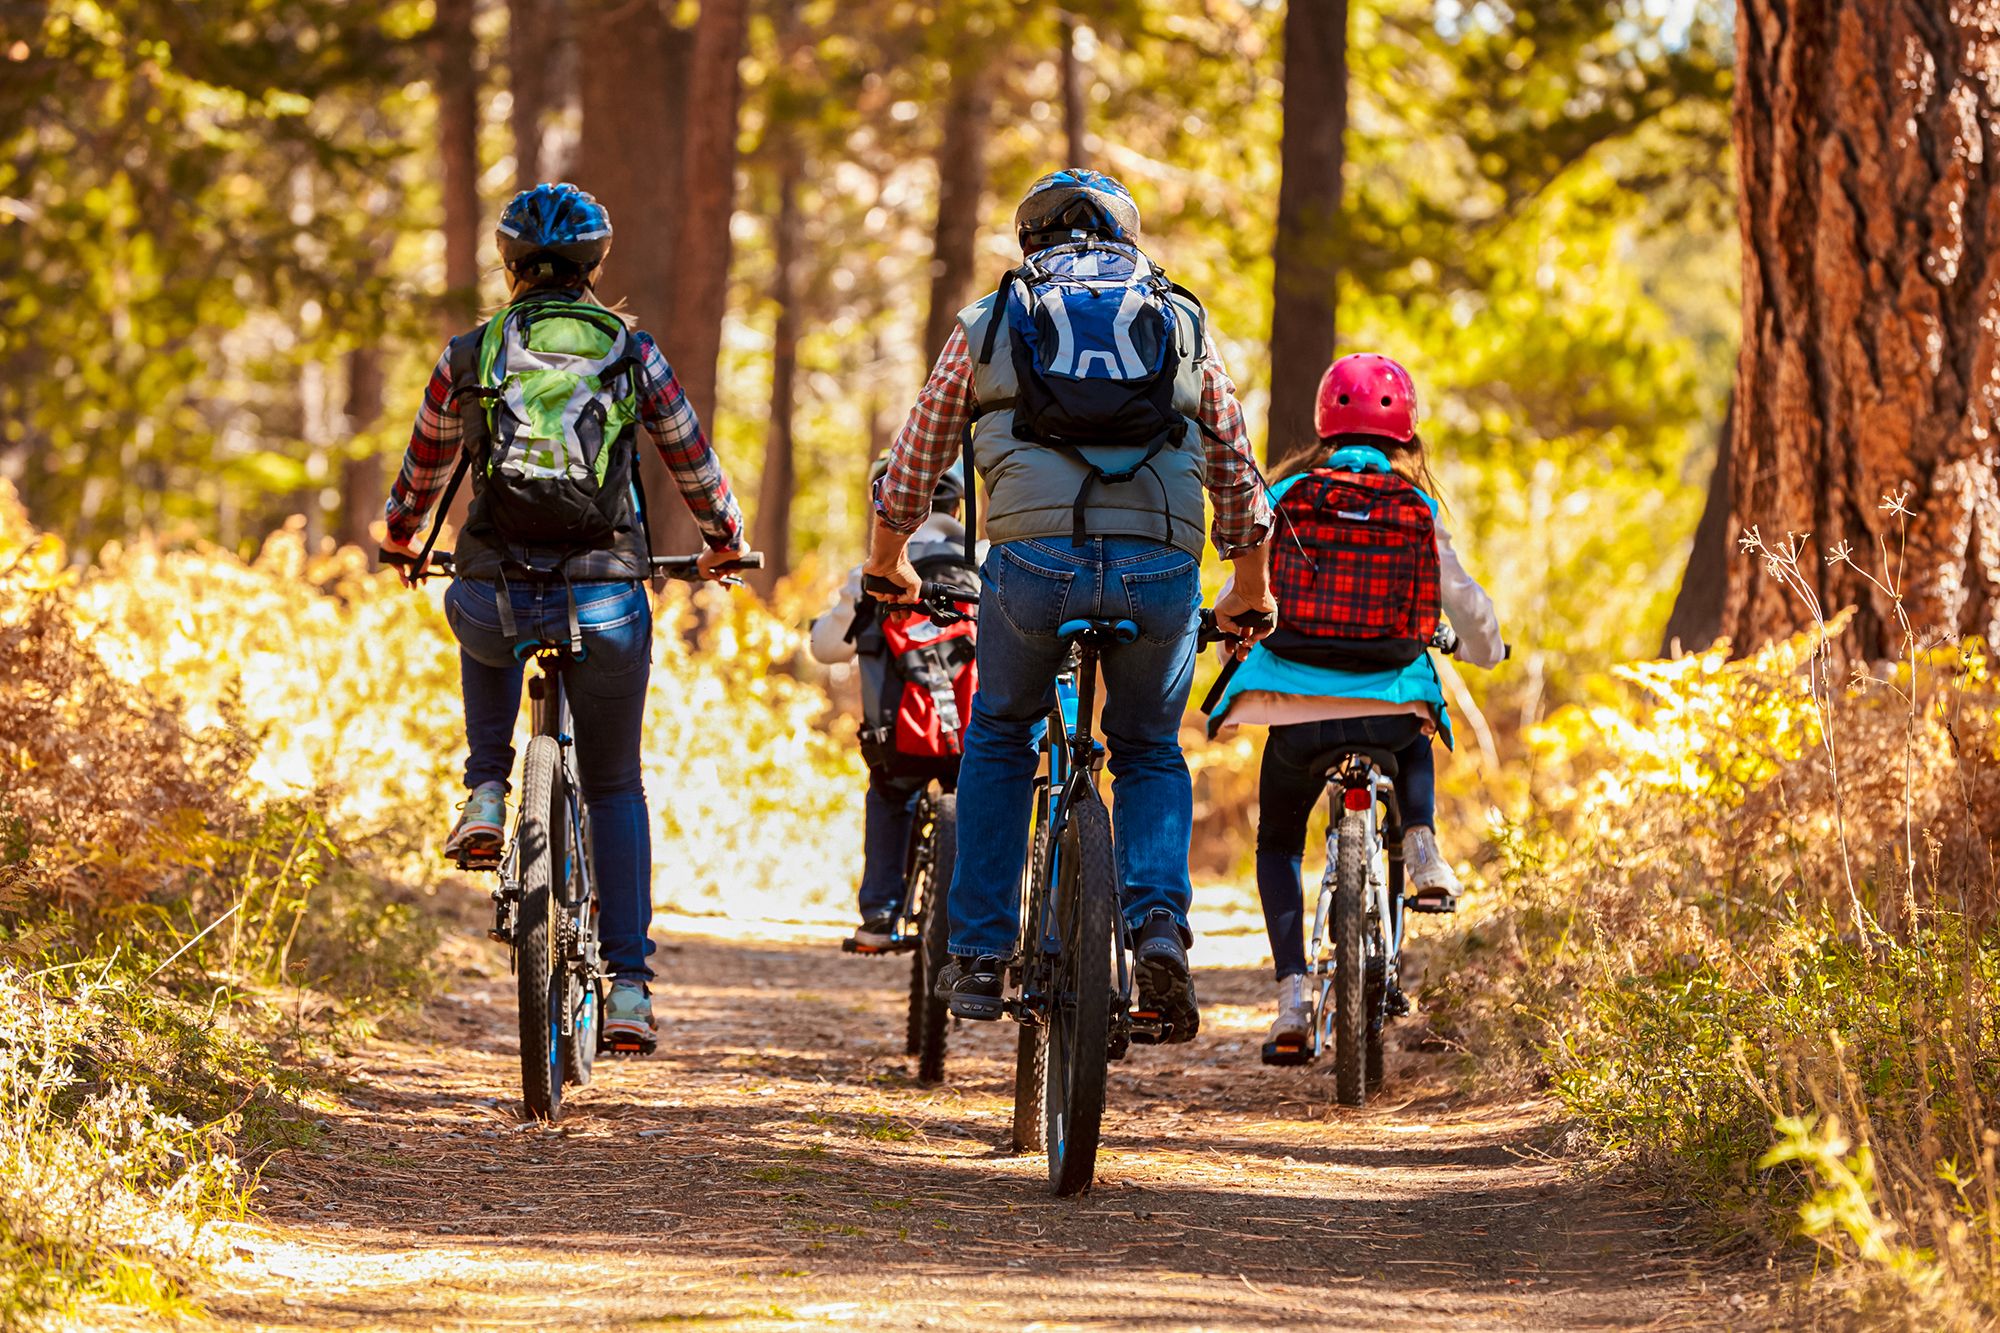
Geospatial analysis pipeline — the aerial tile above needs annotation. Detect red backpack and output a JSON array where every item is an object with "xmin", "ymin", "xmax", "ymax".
[
  {"xmin": 858, "ymin": 545, "xmax": 979, "ymax": 774},
  {"xmin": 1266, "ymin": 468, "xmax": 1439, "ymax": 670}
]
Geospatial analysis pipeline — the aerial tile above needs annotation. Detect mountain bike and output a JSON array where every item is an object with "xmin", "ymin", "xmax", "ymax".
[
  {"xmin": 387, "ymin": 547, "xmax": 761, "ymax": 1121},
  {"xmin": 1258, "ymin": 620, "xmax": 1477, "ymax": 1108},
  {"xmin": 1002, "ymin": 607, "xmax": 1268, "ymax": 1196},
  {"xmin": 840, "ymin": 580, "xmax": 976, "ymax": 1087}
]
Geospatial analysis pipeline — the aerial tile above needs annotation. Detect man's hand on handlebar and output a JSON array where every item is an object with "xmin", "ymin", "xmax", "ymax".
[
  {"xmin": 1213, "ymin": 586, "xmax": 1278, "ymax": 660},
  {"xmin": 860, "ymin": 550, "xmax": 922, "ymax": 604}
]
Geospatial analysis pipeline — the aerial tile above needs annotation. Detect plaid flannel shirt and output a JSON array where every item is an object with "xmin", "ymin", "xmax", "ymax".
[
  {"xmin": 874, "ymin": 324, "xmax": 1272, "ymax": 557},
  {"xmin": 384, "ymin": 329, "xmax": 744, "ymax": 550}
]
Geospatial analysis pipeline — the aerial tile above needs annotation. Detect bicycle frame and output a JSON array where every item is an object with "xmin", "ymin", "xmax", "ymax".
[{"xmin": 1015, "ymin": 647, "xmax": 1097, "ymax": 1023}]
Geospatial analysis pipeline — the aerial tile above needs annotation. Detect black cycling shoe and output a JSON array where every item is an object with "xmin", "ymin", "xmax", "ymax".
[
  {"xmin": 1132, "ymin": 911, "xmax": 1199, "ymax": 1044},
  {"xmin": 847, "ymin": 912, "xmax": 898, "ymax": 952},
  {"xmin": 936, "ymin": 954, "xmax": 1006, "ymax": 1020}
]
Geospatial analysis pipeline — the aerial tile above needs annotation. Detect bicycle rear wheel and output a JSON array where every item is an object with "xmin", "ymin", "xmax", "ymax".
[
  {"xmin": 910, "ymin": 794, "xmax": 956, "ymax": 1085},
  {"xmin": 517, "ymin": 735, "xmax": 565, "ymax": 1120},
  {"xmin": 1045, "ymin": 788, "xmax": 1115, "ymax": 1196},
  {"xmin": 1331, "ymin": 811, "xmax": 1370, "ymax": 1108},
  {"xmin": 1010, "ymin": 791, "xmax": 1051, "ymax": 1152}
]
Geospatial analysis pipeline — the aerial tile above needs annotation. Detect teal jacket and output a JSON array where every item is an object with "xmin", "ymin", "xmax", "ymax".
[{"xmin": 1209, "ymin": 445, "xmax": 1484, "ymax": 746}]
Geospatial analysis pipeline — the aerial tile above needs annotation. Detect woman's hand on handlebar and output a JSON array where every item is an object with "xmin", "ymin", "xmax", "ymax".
[
  {"xmin": 378, "ymin": 533, "xmax": 423, "ymax": 585},
  {"xmin": 696, "ymin": 541, "xmax": 751, "ymax": 582}
]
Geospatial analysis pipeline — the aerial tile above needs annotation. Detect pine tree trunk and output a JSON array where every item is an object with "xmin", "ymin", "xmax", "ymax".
[
  {"xmin": 1267, "ymin": 0, "xmax": 1350, "ymax": 465},
  {"xmin": 922, "ymin": 62, "xmax": 996, "ymax": 365},
  {"xmin": 509, "ymin": 0, "xmax": 552, "ymax": 187},
  {"xmin": 1725, "ymin": 1, "xmax": 2000, "ymax": 655},
  {"xmin": 1060, "ymin": 11, "xmax": 1089, "ymax": 168},
  {"xmin": 658, "ymin": 0, "xmax": 747, "ymax": 554},
  {"xmin": 577, "ymin": 0, "xmax": 693, "ymax": 551},
  {"xmin": 1661, "ymin": 393, "xmax": 1735, "ymax": 655},
  {"xmin": 434, "ymin": 0, "xmax": 482, "ymax": 335},
  {"xmin": 751, "ymin": 143, "xmax": 805, "ymax": 597},
  {"xmin": 340, "ymin": 347, "xmax": 386, "ymax": 558}
]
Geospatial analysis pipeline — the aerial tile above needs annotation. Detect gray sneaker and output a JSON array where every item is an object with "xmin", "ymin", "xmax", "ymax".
[
  {"xmin": 444, "ymin": 781, "xmax": 507, "ymax": 866},
  {"xmin": 602, "ymin": 981, "xmax": 657, "ymax": 1054}
]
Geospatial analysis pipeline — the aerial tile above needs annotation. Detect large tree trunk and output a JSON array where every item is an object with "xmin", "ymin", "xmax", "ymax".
[
  {"xmin": 434, "ymin": 0, "xmax": 482, "ymax": 335},
  {"xmin": 921, "ymin": 61, "xmax": 996, "ymax": 365},
  {"xmin": 509, "ymin": 0, "xmax": 553, "ymax": 187},
  {"xmin": 1266, "ymin": 0, "xmax": 1350, "ymax": 465},
  {"xmin": 339, "ymin": 346, "xmax": 386, "ymax": 558},
  {"xmin": 1660, "ymin": 393, "xmax": 1736, "ymax": 655},
  {"xmin": 1725, "ymin": 2, "xmax": 2000, "ymax": 655},
  {"xmin": 750, "ymin": 6, "xmax": 809, "ymax": 597},
  {"xmin": 576, "ymin": 0, "xmax": 694, "ymax": 551}
]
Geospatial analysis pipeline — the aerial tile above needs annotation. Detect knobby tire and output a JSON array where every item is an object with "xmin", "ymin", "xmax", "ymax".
[
  {"xmin": 1332, "ymin": 811, "xmax": 1370, "ymax": 1108},
  {"xmin": 1046, "ymin": 789, "xmax": 1114, "ymax": 1196},
  {"xmin": 517, "ymin": 735, "xmax": 564, "ymax": 1121},
  {"xmin": 1011, "ymin": 793, "xmax": 1052, "ymax": 1153},
  {"xmin": 911, "ymin": 794, "xmax": 956, "ymax": 1086}
]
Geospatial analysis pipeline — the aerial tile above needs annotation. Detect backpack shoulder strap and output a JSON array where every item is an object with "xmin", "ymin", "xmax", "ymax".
[{"xmin": 976, "ymin": 270, "xmax": 1017, "ymax": 367}]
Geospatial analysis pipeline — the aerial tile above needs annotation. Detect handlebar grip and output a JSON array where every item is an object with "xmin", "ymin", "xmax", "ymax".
[{"xmin": 862, "ymin": 573, "xmax": 908, "ymax": 598}]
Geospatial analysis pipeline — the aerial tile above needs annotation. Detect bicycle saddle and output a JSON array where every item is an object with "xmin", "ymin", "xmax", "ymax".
[
  {"xmin": 1309, "ymin": 744, "xmax": 1401, "ymax": 779},
  {"xmin": 1057, "ymin": 617, "xmax": 1140, "ymax": 646}
]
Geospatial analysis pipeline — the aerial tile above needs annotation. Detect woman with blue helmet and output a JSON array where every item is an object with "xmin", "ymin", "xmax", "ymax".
[{"xmin": 381, "ymin": 182, "xmax": 749, "ymax": 1053}]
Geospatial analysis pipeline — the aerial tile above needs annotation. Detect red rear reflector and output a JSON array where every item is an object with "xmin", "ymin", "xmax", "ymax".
[{"xmin": 1342, "ymin": 787, "xmax": 1371, "ymax": 812}]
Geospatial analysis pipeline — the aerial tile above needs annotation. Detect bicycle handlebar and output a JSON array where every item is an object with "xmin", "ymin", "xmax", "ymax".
[
  {"xmin": 378, "ymin": 549, "xmax": 765, "ymax": 584},
  {"xmin": 1196, "ymin": 607, "xmax": 1275, "ymax": 648},
  {"xmin": 860, "ymin": 573, "xmax": 979, "ymax": 627}
]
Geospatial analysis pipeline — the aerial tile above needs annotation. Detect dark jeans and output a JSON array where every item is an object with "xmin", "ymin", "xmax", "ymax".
[
  {"xmin": 444, "ymin": 578, "xmax": 657, "ymax": 982},
  {"xmin": 860, "ymin": 771, "xmax": 929, "ymax": 919},
  {"xmin": 1254, "ymin": 715, "xmax": 1435, "ymax": 980},
  {"xmin": 947, "ymin": 537, "xmax": 1203, "ymax": 958}
]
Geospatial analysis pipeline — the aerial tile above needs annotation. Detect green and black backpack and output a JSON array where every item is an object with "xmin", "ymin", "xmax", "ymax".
[{"xmin": 456, "ymin": 296, "xmax": 643, "ymax": 545}]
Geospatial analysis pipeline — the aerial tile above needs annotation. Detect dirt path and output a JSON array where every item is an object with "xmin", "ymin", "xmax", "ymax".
[{"xmin": 193, "ymin": 915, "xmax": 1750, "ymax": 1332}]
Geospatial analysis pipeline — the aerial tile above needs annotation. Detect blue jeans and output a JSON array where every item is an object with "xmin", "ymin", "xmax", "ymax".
[
  {"xmin": 859, "ymin": 771, "xmax": 928, "ymax": 919},
  {"xmin": 947, "ymin": 537, "xmax": 1203, "ymax": 958},
  {"xmin": 1254, "ymin": 715, "xmax": 1435, "ymax": 979},
  {"xmin": 443, "ymin": 578, "xmax": 657, "ymax": 982}
]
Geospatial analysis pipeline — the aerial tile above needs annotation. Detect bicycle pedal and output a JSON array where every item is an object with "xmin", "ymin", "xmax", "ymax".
[
  {"xmin": 603, "ymin": 1035, "xmax": 657, "ymax": 1056},
  {"xmin": 1261, "ymin": 1038, "xmax": 1313, "ymax": 1067},
  {"xmin": 1126, "ymin": 1009, "xmax": 1170, "ymax": 1046},
  {"xmin": 455, "ymin": 852, "xmax": 502, "ymax": 873},
  {"xmin": 1403, "ymin": 894, "xmax": 1458, "ymax": 915},
  {"xmin": 486, "ymin": 927, "xmax": 514, "ymax": 946}
]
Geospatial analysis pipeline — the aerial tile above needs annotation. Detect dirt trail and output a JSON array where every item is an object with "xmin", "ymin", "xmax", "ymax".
[{"xmin": 194, "ymin": 915, "xmax": 1752, "ymax": 1332}]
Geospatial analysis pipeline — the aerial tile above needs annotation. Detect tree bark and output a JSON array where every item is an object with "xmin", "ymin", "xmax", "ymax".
[
  {"xmin": 656, "ymin": 0, "xmax": 748, "ymax": 555},
  {"xmin": 750, "ymin": 141, "xmax": 805, "ymax": 597},
  {"xmin": 576, "ymin": 0, "xmax": 694, "ymax": 551},
  {"xmin": 1725, "ymin": 1, "xmax": 2000, "ymax": 655},
  {"xmin": 1266, "ymin": 0, "xmax": 1350, "ymax": 465},
  {"xmin": 1661, "ymin": 392, "xmax": 1735, "ymax": 655},
  {"xmin": 339, "ymin": 346, "xmax": 387, "ymax": 558},
  {"xmin": 921, "ymin": 61, "xmax": 996, "ymax": 366},
  {"xmin": 1060, "ymin": 10, "xmax": 1089, "ymax": 169},
  {"xmin": 434, "ymin": 0, "xmax": 482, "ymax": 335},
  {"xmin": 509, "ymin": 0, "xmax": 552, "ymax": 188}
]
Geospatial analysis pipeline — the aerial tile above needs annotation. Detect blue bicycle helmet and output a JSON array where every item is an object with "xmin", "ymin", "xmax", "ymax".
[
  {"xmin": 496, "ymin": 182, "xmax": 613, "ymax": 273},
  {"xmin": 1015, "ymin": 168, "xmax": 1141, "ymax": 249}
]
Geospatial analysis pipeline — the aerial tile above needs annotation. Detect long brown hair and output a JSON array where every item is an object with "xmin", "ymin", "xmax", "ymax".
[{"xmin": 1273, "ymin": 431, "xmax": 1446, "ymax": 506}]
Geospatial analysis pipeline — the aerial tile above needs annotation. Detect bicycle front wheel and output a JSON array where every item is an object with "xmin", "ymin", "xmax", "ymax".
[
  {"xmin": 910, "ymin": 794, "xmax": 956, "ymax": 1085},
  {"xmin": 517, "ymin": 735, "xmax": 565, "ymax": 1120},
  {"xmin": 1045, "ymin": 788, "xmax": 1115, "ymax": 1196},
  {"xmin": 1330, "ymin": 811, "xmax": 1370, "ymax": 1108}
]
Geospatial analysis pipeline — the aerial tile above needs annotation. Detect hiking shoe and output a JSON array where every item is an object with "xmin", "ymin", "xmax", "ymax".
[
  {"xmin": 1267, "ymin": 974, "xmax": 1309, "ymax": 1045},
  {"xmin": 1404, "ymin": 826, "xmax": 1461, "ymax": 911},
  {"xmin": 444, "ymin": 781, "xmax": 507, "ymax": 865},
  {"xmin": 849, "ymin": 912, "xmax": 898, "ymax": 951},
  {"xmin": 936, "ymin": 954, "xmax": 1006, "ymax": 1020},
  {"xmin": 602, "ymin": 981, "xmax": 657, "ymax": 1054},
  {"xmin": 1133, "ymin": 911, "xmax": 1199, "ymax": 1043}
]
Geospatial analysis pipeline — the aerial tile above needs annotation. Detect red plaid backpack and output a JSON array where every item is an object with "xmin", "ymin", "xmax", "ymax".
[{"xmin": 1266, "ymin": 468, "xmax": 1440, "ymax": 670}]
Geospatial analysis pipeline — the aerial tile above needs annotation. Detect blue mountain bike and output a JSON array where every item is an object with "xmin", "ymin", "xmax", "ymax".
[{"xmin": 1003, "ymin": 608, "xmax": 1267, "ymax": 1195}]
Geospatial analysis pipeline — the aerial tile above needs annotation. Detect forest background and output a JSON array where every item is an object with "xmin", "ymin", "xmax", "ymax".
[{"xmin": 11, "ymin": 0, "xmax": 2000, "ymax": 1326}]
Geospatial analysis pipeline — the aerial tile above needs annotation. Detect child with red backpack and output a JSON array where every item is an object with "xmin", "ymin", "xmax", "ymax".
[
  {"xmin": 810, "ymin": 459, "xmax": 980, "ymax": 949},
  {"xmin": 1206, "ymin": 354, "xmax": 1505, "ymax": 1047}
]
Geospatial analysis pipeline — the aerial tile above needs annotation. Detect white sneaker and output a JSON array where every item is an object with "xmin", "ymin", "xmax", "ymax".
[
  {"xmin": 1404, "ymin": 826, "xmax": 1461, "ymax": 900},
  {"xmin": 1267, "ymin": 974, "xmax": 1309, "ymax": 1044}
]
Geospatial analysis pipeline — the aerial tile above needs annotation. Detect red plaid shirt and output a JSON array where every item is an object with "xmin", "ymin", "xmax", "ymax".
[
  {"xmin": 385, "ymin": 330, "xmax": 744, "ymax": 549},
  {"xmin": 875, "ymin": 324, "xmax": 1272, "ymax": 557}
]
